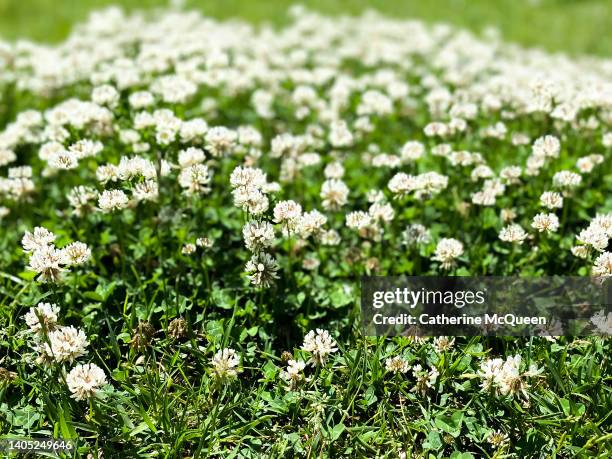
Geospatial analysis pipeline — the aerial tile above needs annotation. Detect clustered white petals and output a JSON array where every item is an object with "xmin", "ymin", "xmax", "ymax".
[
  {"xmin": 301, "ymin": 329, "xmax": 338, "ymax": 366},
  {"xmin": 432, "ymin": 238, "xmax": 464, "ymax": 270},
  {"xmin": 24, "ymin": 302, "xmax": 60, "ymax": 333},
  {"xmin": 211, "ymin": 348, "xmax": 240, "ymax": 379},
  {"xmin": 66, "ymin": 363, "xmax": 108, "ymax": 401},
  {"xmin": 478, "ymin": 355, "xmax": 541, "ymax": 399},
  {"xmin": 22, "ymin": 227, "xmax": 90, "ymax": 282}
]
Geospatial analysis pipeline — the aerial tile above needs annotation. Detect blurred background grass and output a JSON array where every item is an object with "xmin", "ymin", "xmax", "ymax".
[{"xmin": 0, "ymin": 0, "xmax": 610, "ymax": 56}]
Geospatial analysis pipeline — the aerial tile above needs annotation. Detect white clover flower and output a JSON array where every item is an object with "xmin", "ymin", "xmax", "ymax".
[
  {"xmin": 372, "ymin": 153, "xmax": 401, "ymax": 168},
  {"xmin": 9, "ymin": 166, "xmax": 32, "ymax": 179},
  {"xmin": 92, "ymin": 84, "xmax": 119, "ymax": 107},
  {"xmin": 61, "ymin": 241, "xmax": 92, "ymax": 266},
  {"xmin": 432, "ymin": 238, "xmax": 463, "ymax": 269},
  {"xmin": 400, "ymin": 141, "xmax": 425, "ymax": 162},
  {"xmin": 132, "ymin": 180, "xmax": 159, "ymax": 202},
  {"xmin": 368, "ymin": 202, "xmax": 394, "ymax": 223},
  {"xmin": 499, "ymin": 224, "xmax": 528, "ymax": 244},
  {"xmin": 402, "ymin": 224, "xmax": 431, "ymax": 246},
  {"xmin": 27, "ymin": 245, "xmax": 66, "ymax": 283},
  {"xmin": 69, "ymin": 139, "xmax": 103, "ymax": 159},
  {"xmin": 129, "ymin": 92, "xmax": 154, "ymax": 110},
  {"xmin": 320, "ymin": 179, "xmax": 349, "ymax": 210},
  {"xmin": 180, "ymin": 118, "xmax": 209, "ymax": 143},
  {"xmin": 592, "ymin": 214, "xmax": 612, "ymax": 237},
  {"xmin": 576, "ymin": 154, "xmax": 604, "ymax": 174},
  {"xmin": 24, "ymin": 302, "xmax": 60, "ymax": 333},
  {"xmin": 22, "ymin": 227, "xmax": 56, "ymax": 253},
  {"xmin": 329, "ymin": 120, "xmax": 353, "ymax": 147},
  {"xmin": 298, "ymin": 153, "xmax": 321, "ymax": 167},
  {"xmin": 487, "ymin": 430, "xmax": 509, "ymax": 448},
  {"xmin": 411, "ymin": 363, "xmax": 439, "ymax": 395},
  {"xmin": 96, "ymin": 164, "xmax": 119, "ymax": 184},
  {"xmin": 571, "ymin": 245, "xmax": 590, "ymax": 259},
  {"xmin": 496, "ymin": 355, "xmax": 527, "ymax": 398},
  {"xmin": 302, "ymin": 256, "xmax": 320, "ymax": 270},
  {"xmin": 553, "ymin": 171, "xmax": 582, "ymax": 188},
  {"xmin": 345, "ymin": 211, "xmax": 372, "ymax": 230},
  {"xmin": 540, "ymin": 191, "xmax": 563, "ymax": 209},
  {"xmin": 245, "ymin": 252, "xmax": 280, "ymax": 288},
  {"xmin": 48, "ymin": 150, "xmax": 79, "ymax": 170},
  {"xmin": 243, "ymin": 221, "xmax": 275, "ymax": 252},
  {"xmin": 301, "ymin": 329, "xmax": 338, "ymax": 366},
  {"xmin": 0, "ymin": 148, "xmax": 16, "ymax": 167},
  {"xmin": 211, "ymin": 348, "xmax": 240, "ymax": 379},
  {"xmin": 152, "ymin": 75, "xmax": 197, "ymax": 104},
  {"xmin": 39, "ymin": 142, "xmax": 65, "ymax": 161},
  {"xmin": 205, "ymin": 126, "xmax": 237, "ymax": 157},
  {"xmin": 177, "ymin": 147, "xmax": 206, "ymax": 167},
  {"xmin": 500, "ymin": 209, "xmax": 517, "ymax": 223},
  {"xmin": 499, "ymin": 166, "xmax": 522, "ymax": 185},
  {"xmin": 119, "ymin": 129, "xmax": 141, "ymax": 145},
  {"xmin": 98, "ymin": 189, "xmax": 129, "ymax": 212},
  {"xmin": 433, "ymin": 336, "xmax": 455, "ymax": 352},
  {"xmin": 47, "ymin": 326, "xmax": 89, "ymax": 363},
  {"xmin": 385, "ymin": 356, "xmax": 410, "ymax": 374},
  {"xmin": 576, "ymin": 227, "xmax": 609, "ymax": 252},
  {"xmin": 117, "ymin": 156, "xmax": 157, "ymax": 180},
  {"xmin": 358, "ymin": 90, "xmax": 393, "ymax": 116},
  {"xmin": 423, "ymin": 122, "xmax": 449, "ymax": 137},
  {"xmin": 196, "ymin": 237, "xmax": 213, "ymax": 249},
  {"xmin": 431, "ymin": 144, "xmax": 452, "ymax": 157},
  {"xmin": 178, "ymin": 164, "xmax": 211, "ymax": 195},
  {"xmin": 450, "ymin": 150, "xmax": 479, "ymax": 167},
  {"xmin": 273, "ymin": 200, "xmax": 302, "ymax": 231},
  {"xmin": 230, "ymin": 166, "xmax": 267, "ymax": 190},
  {"xmin": 324, "ymin": 162, "xmax": 345, "ymax": 179},
  {"xmin": 478, "ymin": 355, "xmax": 537, "ymax": 399},
  {"xmin": 156, "ymin": 128, "xmax": 176, "ymax": 146},
  {"xmin": 511, "ymin": 133, "xmax": 530, "ymax": 145},
  {"xmin": 592, "ymin": 252, "xmax": 612, "ymax": 276},
  {"xmin": 280, "ymin": 359, "xmax": 306, "ymax": 390},
  {"xmin": 471, "ymin": 165, "xmax": 494, "ymax": 181},
  {"xmin": 66, "ymin": 363, "xmax": 108, "ymax": 401},
  {"xmin": 478, "ymin": 357, "xmax": 504, "ymax": 391},
  {"xmin": 232, "ymin": 186, "xmax": 269, "ymax": 215},
  {"xmin": 366, "ymin": 189, "xmax": 385, "ymax": 203},
  {"xmin": 388, "ymin": 172, "xmax": 447, "ymax": 198},
  {"xmin": 181, "ymin": 243, "xmax": 196, "ymax": 255},
  {"xmin": 298, "ymin": 210, "xmax": 327, "ymax": 238},
  {"xmin": 319, "ymin": 229, "xmax": 341, "ymax": 246},
  {"xmin": 237, "ymin": 125, "xmax": 262, "ymax": 148},
  {"xmin": 532, "ymin": 135, "xmax": 560, "ymax": 158},
  {"xmin": 67, "ymin": 186, "xmax": 98, "ymax": 216},
  {"xmin": 388, "ymin": 172, "xmax": 418, "ymax": 197},
  {"xmin": 531, "ymin": 213, "xmax": 559, "ymax": 233}
]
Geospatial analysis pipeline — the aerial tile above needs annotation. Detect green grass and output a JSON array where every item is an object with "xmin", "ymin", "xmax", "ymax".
[{"xmin": 0, "ymin": 0, "xmax": 611, "ymax": 55}]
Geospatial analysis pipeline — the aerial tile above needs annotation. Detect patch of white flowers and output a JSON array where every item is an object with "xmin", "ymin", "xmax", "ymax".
[
  {"xmin": 478, "ymin": 355, "xmax": 541, "ymax": 399},
  {"xmin": 23, "ymin": 302, "xmax": 108, "ymax": 400},
  {"xmin": 22, "ymin": 227, "xmax": 91, "ymax": 282},
  {"xmin": 1, "ymin": 4, "xmax": 612, "ymax": 431},
  {"xmin": 0, "ymin": 5, "xmax": 607, "ymax": 288}
]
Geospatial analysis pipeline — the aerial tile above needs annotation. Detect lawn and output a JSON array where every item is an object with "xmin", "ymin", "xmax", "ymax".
[{"xmin": 0, "ymin": 1, "xmax": 611, "ymax": 458}]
